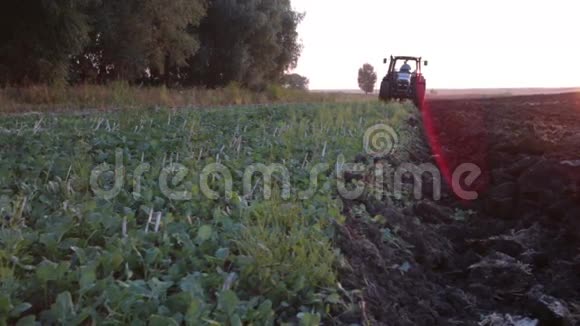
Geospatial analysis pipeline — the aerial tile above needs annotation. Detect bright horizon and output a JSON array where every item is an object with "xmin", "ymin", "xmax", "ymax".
[{"xmin": 291, "ymin": 0, "xmax": 580, "ymax": 90}]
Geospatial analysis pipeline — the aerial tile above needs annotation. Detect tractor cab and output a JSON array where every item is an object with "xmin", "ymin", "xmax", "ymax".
[
  {"xmin": 379, "ymin": 55, "xmax": 428, "ymax": 109},
  {"xmin": 397, "ymin": 62, "xmax": 413, "ymax": 82}
]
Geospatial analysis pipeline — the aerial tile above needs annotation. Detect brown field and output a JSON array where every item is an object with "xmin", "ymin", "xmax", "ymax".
[
  {"xmin": 325, "ymin": 87, "xmax": 580, "ymax": 99},
  {"xmin": 0, "ymin": 84, "xmax": 372, "ymax": 114},
  {"xmin": 336, "ymin": 92, "xmax": 580, "ymax": 325},
  {"xmin": 427, "ymin": 87, "xmax": 580, "ymax": 99}
]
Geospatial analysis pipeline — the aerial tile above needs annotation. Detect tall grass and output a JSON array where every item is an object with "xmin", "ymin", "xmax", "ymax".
[
  {"xmin": 235, "ymin": 201, "xmax": 337, "ymax": 305},
  {"xmin": 0, "ymin": 83, "xmax": 372, "ymax": 114}
]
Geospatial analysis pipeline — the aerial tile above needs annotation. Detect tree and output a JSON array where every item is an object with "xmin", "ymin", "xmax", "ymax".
[
  {"xmin": 358, "ymin": 63, "xmax": 377, "ymax": 95},
  {"xmin": 185, "ymin": 0, "xmax": 304, "ymax": 89},
  {"xmin": 281, "ymin": 73, "xmax": 309, "ymax": 90},
  {"xmin": 0, "ymin": 0, "xmax": 90, "ymax": 85},
  {"xmin": 0, "ymin": 0, "xmax": 304, "ymax": 88},
  {"xmin": 71, "ymin": 0, "xmax": 206, "ymax": 84}
]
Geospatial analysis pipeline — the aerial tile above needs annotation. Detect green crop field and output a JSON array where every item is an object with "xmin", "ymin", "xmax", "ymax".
[{"xmin": 0, "ymin": 102, "xmax": 415, "ymax": 325}]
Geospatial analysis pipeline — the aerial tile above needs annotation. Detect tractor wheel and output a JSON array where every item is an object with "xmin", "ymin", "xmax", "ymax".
[{"xmin": 379, "ymin": 79, "xmax": 390, "ymax": 102}]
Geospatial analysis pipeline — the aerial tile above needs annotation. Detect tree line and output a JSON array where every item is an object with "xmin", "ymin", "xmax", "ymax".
[{"xmin": 0, "ymin": 0, "xmax": 306, "ymax": 89}]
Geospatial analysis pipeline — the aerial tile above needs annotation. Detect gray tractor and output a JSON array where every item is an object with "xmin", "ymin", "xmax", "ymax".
[{"xmin": 379, "ymin": 56, "xmax": 428, "ymax": 109}]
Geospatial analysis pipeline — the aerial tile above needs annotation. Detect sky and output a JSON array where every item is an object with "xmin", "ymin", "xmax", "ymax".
[{"xmin": 290, "ymin": 0, "xmax": 580, "ymax": 90}]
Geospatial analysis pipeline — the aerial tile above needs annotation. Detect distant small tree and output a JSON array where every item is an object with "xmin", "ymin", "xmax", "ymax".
[
  {"xmin": 358, "ymin": 63, "xmax": 377, "ymax": 94},
  {"xmin": 281, "ymin": 73, "xmax": 309, "ymax": 90}
]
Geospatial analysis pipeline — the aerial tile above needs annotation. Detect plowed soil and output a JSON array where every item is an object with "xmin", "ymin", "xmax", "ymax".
[{"xmin": 336, "ymin": 92, "xmax": 580, "ymax": 325}]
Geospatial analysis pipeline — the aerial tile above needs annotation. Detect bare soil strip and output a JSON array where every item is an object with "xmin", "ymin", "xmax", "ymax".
[{"xmin": 335, "ymin": 93, "xmax": 580, "ymax": 325}]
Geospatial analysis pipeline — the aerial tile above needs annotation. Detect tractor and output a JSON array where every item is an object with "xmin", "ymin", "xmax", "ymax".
[{"xmin": 379, "ymin": 56, "xmax": 427, "ymax": 109}]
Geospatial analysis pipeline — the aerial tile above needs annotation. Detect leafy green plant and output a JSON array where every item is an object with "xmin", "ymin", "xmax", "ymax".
[
  {"xmin": 0, "ymin": 101, "xmax": 409, "ymax": 324},
  {"xmin": 235, "ymin": 202, "xmax": 337, "ymax": 309}
]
